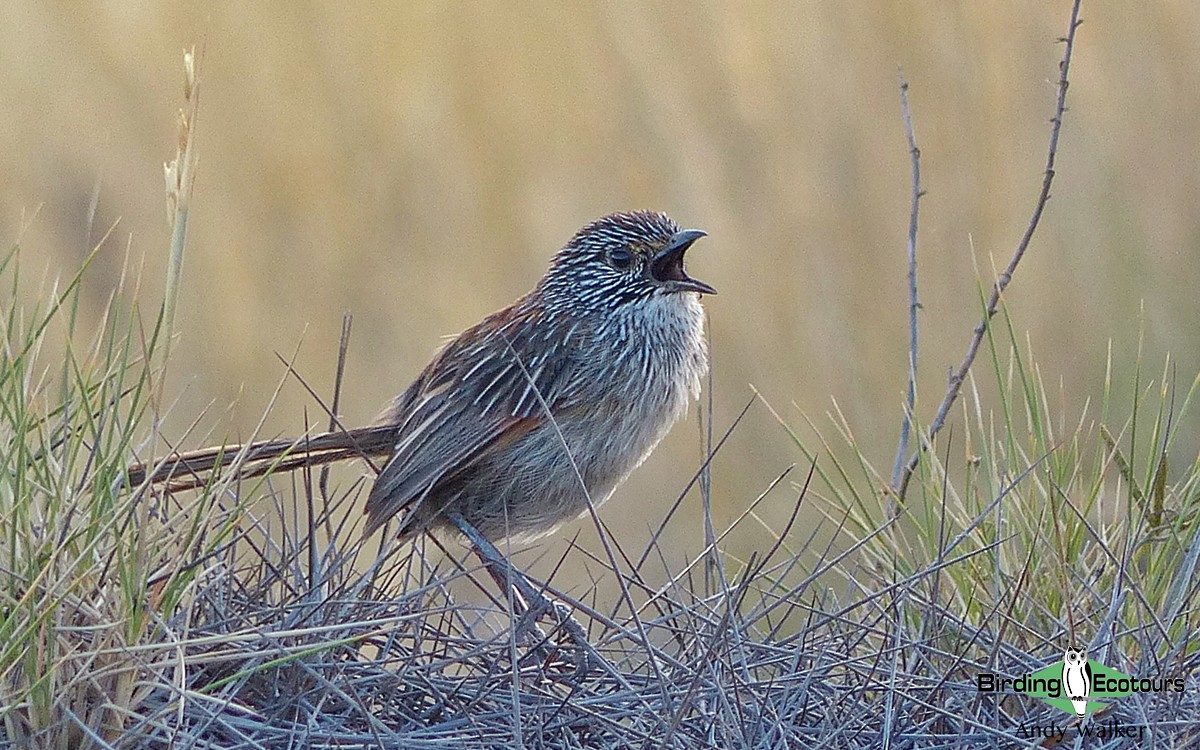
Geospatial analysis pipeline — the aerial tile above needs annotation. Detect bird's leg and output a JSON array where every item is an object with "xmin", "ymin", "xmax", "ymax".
[{"xmin": 446, "ymin": 511, "xmax": 598, "ymax": 676}]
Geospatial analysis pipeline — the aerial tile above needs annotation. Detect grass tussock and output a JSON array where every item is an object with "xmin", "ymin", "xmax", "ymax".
[{"xmin": 2, "ymin": 228, "xmax": 1199, "ymax": 750}]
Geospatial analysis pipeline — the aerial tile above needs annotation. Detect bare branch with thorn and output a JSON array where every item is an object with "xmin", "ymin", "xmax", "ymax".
[
  {"xmin": 893, "ymin": 0, "xmax": 1084, "ymax": 504},
  {"xmin": 889, "ymin": 70, "xmax": 924, "ymax": 493}
]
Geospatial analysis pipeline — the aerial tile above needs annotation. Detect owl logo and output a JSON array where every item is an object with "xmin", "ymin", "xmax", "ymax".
[{"xmin": 1061, "ymin": 646, "xmax": 1092, "ymax": 718}]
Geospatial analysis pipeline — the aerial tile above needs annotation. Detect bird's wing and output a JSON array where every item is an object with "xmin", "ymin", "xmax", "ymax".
[{"xmin": 364, "ymin": 309, "xmax": 575, "ymax": 535}]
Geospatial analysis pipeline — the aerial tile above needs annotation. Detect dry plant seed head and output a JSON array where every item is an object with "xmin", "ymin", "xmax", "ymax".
[
  {"xmin": 364, "ymin": 210, "xmax": 715, "ymax": 542},
  {"xmin": 183, "ymin": 46, "xmax": 195, "ymax": 100}
]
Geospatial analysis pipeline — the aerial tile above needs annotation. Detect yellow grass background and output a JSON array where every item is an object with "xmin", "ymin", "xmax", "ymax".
[{"xmin": 3, "ymin": 3, "xmax": 1197, "ymax": 571}]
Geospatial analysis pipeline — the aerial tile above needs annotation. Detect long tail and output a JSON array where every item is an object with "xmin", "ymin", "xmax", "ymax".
[{"xmin": 126, "ymin": 425, "xmax": 398, "ymax": 491}]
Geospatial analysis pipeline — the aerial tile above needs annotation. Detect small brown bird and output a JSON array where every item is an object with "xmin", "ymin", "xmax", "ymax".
[
  {"xmin": 363, "ymin": 211, "xmax": 714, "ymax": 543},
  {"xmin": 126, "ymin": 211, "xmax": 714, "ymax": 550}
]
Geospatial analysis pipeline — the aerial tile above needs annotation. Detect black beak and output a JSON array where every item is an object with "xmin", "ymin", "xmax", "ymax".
[{"xmin": 650, "ymin": 229, "xmax": 716, "ymax": 295}]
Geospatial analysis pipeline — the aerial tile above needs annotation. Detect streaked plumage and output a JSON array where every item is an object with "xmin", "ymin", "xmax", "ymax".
[{"xmin": 364, "ymin": 211, "xmax": 714, "ymax": 542}]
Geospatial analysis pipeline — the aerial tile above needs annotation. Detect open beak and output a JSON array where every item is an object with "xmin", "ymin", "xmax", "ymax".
[{"xmin": 650, "ymin": 229, "xmax": 716, "ymax": 295}]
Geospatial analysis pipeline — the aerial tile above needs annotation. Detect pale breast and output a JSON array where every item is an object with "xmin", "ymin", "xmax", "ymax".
[
  {"xmin": 578, "ymin": 292, "xmax": 708, "ymax": 501},
  {"xmin": 457, "ymin": 293, "xmax": 708, "ymax": 541}
]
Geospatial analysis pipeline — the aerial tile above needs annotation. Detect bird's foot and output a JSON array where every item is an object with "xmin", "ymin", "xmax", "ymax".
[
  {"xmin": 448, "ymin": 512, "xmax": 604, "ymax": 680},
  {"xmin": 516, "ymin": 597, "xmax": 601, "ymax": 680}
]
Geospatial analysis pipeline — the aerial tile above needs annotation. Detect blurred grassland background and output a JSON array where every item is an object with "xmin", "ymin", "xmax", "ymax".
[{"xmin": 2, "ymin": 2, "xmax": 1198, "ymax": 570}]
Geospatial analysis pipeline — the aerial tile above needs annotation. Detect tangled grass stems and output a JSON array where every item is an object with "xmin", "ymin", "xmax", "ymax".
[{"xmin": 2, "ymin": 229, "xmax": 1198, "ymax": 748}]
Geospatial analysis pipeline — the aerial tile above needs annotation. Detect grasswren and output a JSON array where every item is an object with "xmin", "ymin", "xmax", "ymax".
[{"xmin": 364, "ymin": 211, "xmax": 714, "ymax": 543}]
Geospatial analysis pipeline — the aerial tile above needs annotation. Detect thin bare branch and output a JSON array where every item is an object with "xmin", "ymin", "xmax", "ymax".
[
  {"xmin": 890, "ymin": 70, "xmax": 924, "ymax": 492},
  {"xmin": 895, "ymin": 0, "xmax": 1084, "ymax": 502}
]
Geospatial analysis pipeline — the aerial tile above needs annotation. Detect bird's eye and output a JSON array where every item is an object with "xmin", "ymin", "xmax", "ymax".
[{"xmin": 607, "ymin": 247, "xmax": 633, "ymax": 270}]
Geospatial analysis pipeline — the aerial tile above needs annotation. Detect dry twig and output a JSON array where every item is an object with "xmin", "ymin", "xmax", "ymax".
[
  {"xmin": 894, "ymin": 0, "xmax": 1085, "ymax": 502},
  {"xmin": 889, "ymin": 70, "xmax": 924, "ymax": 493}
]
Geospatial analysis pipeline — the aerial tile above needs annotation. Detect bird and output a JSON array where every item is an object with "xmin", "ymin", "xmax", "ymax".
[
  {"xmin": 363, "ymin": 210, "xmax": 715, "ymax": 544},
  {"xmin": 119, "ymin": 211, "xmax": 713, "ymax": 667},
  {"xmin": 1061, "ymin": 646, "xmax": 1092, "ymax": 718},
  {"xmin": 126, "ymin": 211, "xmax": 714, "ymax": 552}
]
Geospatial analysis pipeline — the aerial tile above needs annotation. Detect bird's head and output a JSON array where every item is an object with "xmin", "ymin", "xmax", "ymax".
[{"xmin": 539, "ymin": 211, "xmax": 715, "ymax": 313}]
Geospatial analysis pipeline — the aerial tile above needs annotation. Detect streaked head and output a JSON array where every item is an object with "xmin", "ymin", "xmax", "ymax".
[{"xmin": 540, "ymin": 211, "xmax": 714, "ymax": 312}]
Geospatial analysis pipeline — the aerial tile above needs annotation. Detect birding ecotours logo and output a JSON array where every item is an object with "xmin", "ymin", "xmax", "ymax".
[
  {"xmin": 976, "ymin": 647, "xmax": 1185, "ymax": 718},
  {"xmin": 1014, "ymin": 647, "xmax": 1112, "ymax": 717}
]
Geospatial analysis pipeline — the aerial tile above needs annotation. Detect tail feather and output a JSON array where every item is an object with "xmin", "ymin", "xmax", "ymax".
[{"xmin": 126, "ymin": 424, "xmax": 398, "ymax": 491}]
